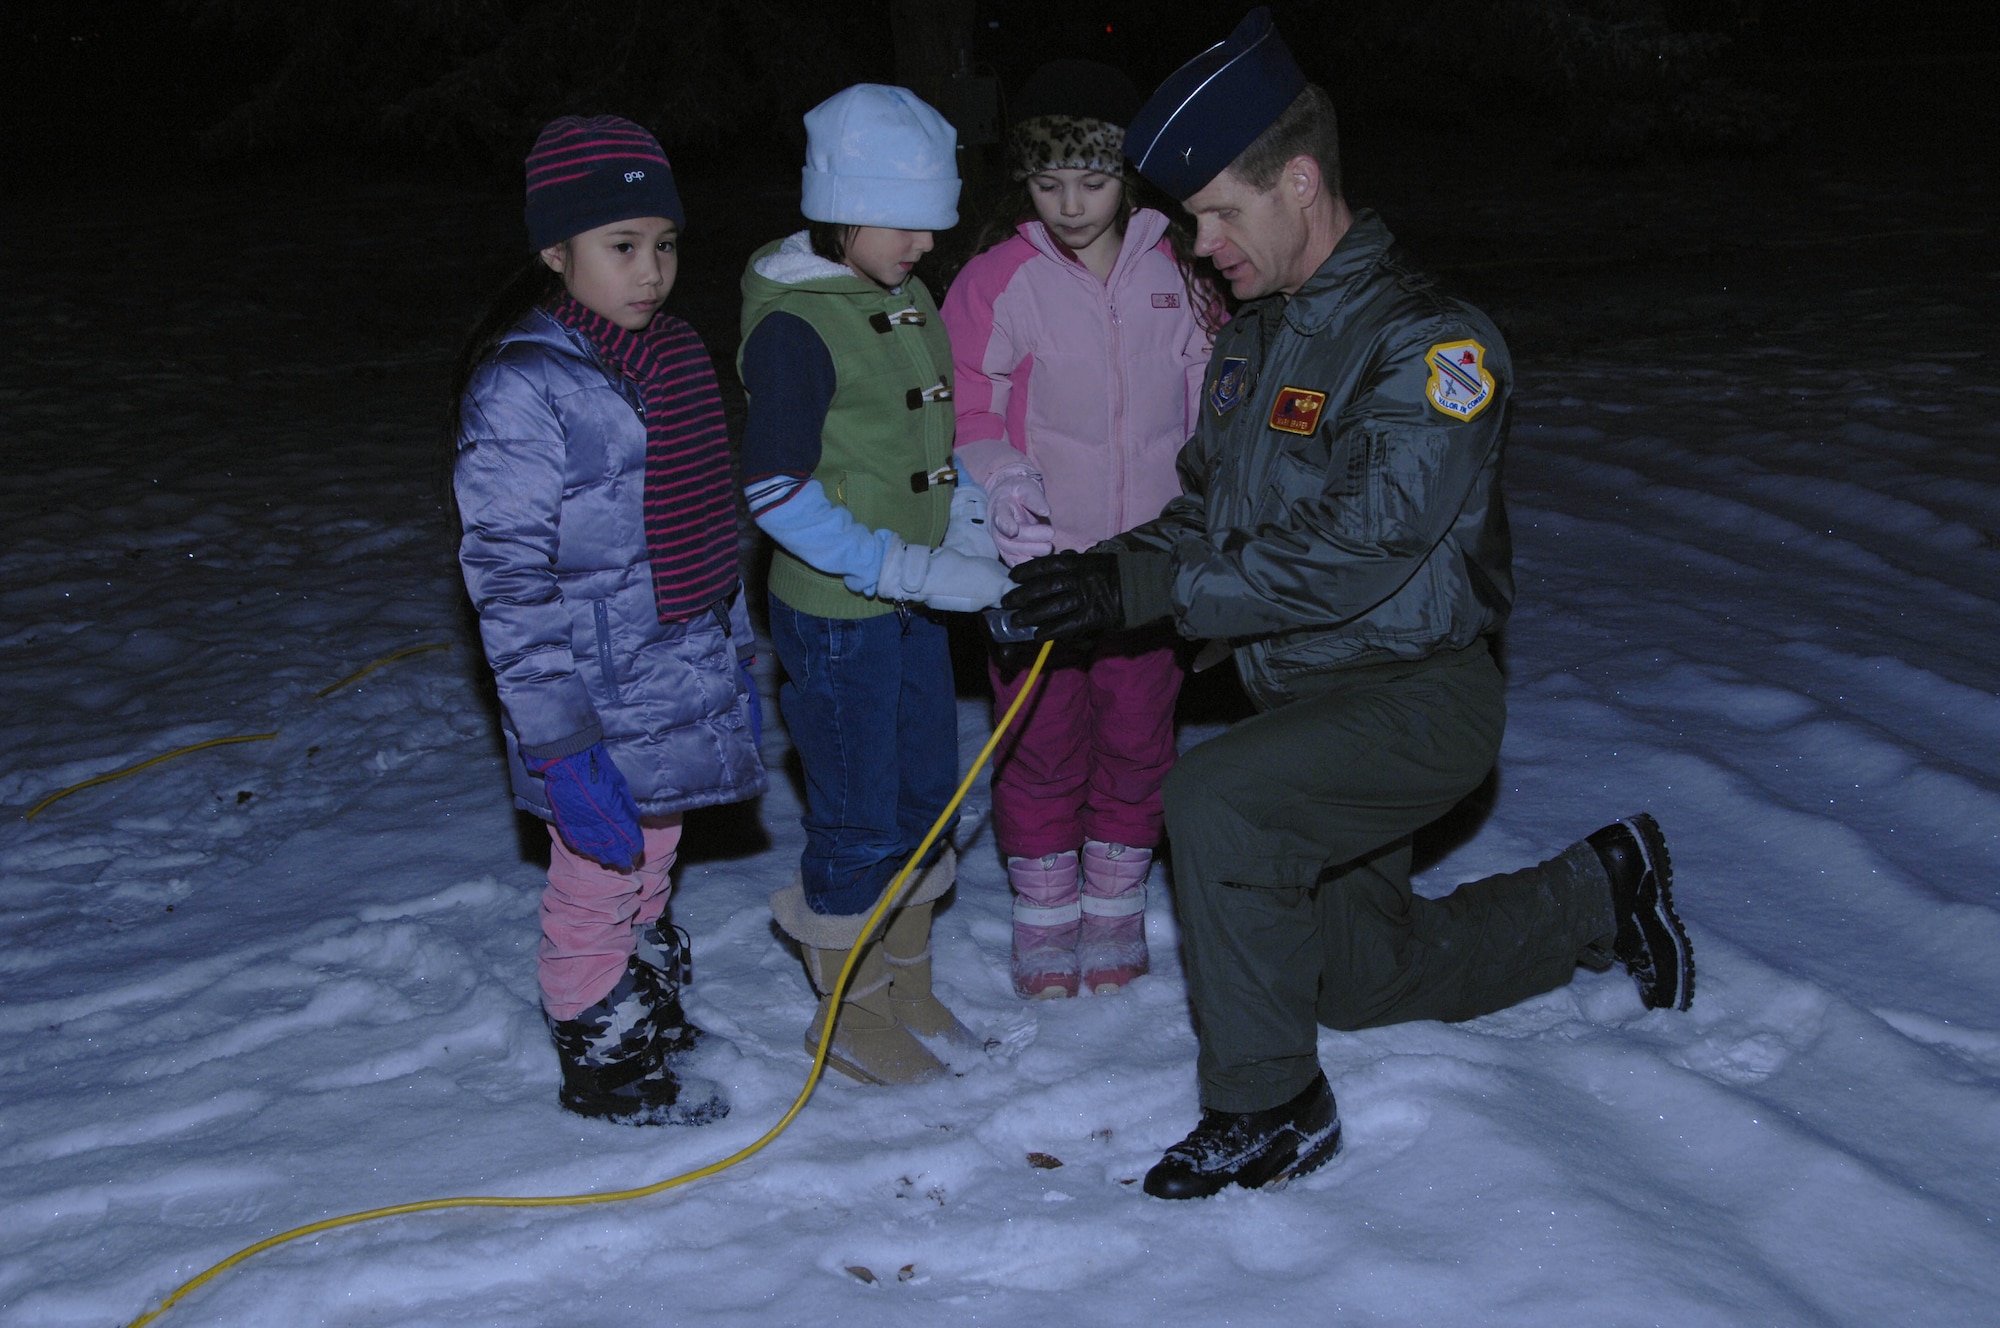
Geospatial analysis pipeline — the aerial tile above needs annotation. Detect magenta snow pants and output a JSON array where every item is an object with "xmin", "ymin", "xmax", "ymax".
[
  {"xmin": 539, "ymin": 817, "xmax": 683, "ymax": 1021},
  {"xmin": 988, "ymin": 632, "xmax": 1183, "ymax": 858}
]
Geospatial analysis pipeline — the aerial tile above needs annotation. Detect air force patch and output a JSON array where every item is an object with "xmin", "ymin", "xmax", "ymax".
[
  {"xmin": 1268, "ymin": 385, "xmax": 1328, "ymax": 436},
  {"xmin": 1425, "ymin": 339, "xmax": 1495, "ymax": 421},
  {"xmin": 1210, "ymin": 357, "xmax": 1249, "ymax": 416}
]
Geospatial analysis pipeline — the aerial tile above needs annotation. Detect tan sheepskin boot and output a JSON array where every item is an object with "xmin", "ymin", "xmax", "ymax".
[
  {"xmin": 771, "ymin": 878, "xmax": 945, "ymax": 1085},
  {"xmin": 880, "ymin": 849, "xmax": 984, "ymax": 1051}
]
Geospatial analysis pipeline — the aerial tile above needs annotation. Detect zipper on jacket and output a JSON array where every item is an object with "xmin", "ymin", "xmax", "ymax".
[
  {"xmin": 1075, "ymin": 233, "xmax": 1136, "ymax": 536},
  {"xmin": 592, "ymin": 600, "xmax": 624, "ymax": 704},
  {"xmin": 1107, "ymin": 294, "xmax": 1128, "ymax": 532}
]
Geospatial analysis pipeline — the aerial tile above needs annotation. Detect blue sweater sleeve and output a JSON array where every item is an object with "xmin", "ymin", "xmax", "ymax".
[
  {"xmin": 742, "ymin": 311, "xmax": 835, "ymax": 494},
  {"xmin": 741, "ymin": 311, "xmax": 894, "ymax": 594}
]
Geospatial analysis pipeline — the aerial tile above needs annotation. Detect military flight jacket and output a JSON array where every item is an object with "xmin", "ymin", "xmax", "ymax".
[{"xmin": 1106, "ymin": 210, "xmax": 1515, "ymax": 712}]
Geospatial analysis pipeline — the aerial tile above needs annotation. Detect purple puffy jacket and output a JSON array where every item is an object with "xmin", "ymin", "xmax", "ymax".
[{"xmin": 453, "ymin": 308, "xmax": 766, "ymax": 819}]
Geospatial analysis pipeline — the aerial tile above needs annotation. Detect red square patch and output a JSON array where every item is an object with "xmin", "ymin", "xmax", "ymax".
[{"xmin": 1268, "ymin": 385, "xmax": 1328, "ymax": 437}]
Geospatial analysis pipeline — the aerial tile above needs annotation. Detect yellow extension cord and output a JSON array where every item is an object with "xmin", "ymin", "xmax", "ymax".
[
  {"xmin": 312, "ymin": 641, "xmax": 455, "ymax": 698},
  {"xmin": 22, "ymin": 735, "xmax": 281, "ymax": 821},
  {"xmin": 122, "ymin": 639, "xmax": 1054, "ymax": 1327},
  {"xmin": 22, "ymin": 642, "xmax": 455, "ymax": 820}
]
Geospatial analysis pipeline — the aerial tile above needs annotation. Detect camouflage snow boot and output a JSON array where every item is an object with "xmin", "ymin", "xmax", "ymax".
[
  {"xmin": 631, "ymin": 920, "xmax": 706, "ymax": 1058},
  {"xmin": 547, "ymin": 961, "xmax": 728, "ymax": 1126}
]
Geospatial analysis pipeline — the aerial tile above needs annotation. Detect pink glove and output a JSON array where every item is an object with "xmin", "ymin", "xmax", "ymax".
[{"xmin": 985, "ymin": 466, "xmax": 1055, "ymax": 567}]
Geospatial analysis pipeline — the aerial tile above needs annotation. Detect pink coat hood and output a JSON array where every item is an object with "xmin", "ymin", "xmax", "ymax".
[{"xmin": 942, "ymin": 209, "xmax": 1216, "ymax": 553}]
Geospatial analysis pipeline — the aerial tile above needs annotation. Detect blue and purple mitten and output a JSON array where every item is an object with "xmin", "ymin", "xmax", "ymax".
[{"xmin": 526, "ymin": 742, "xmax": 643, "ymax": 870}]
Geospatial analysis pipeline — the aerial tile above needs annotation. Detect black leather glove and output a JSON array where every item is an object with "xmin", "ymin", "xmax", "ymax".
[{"xmin": 1000, "ymin": 551, "xmax": 1123, "ymax": 642}]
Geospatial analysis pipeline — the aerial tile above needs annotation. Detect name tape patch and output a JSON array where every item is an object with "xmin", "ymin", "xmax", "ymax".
[{"xmin": 1268, "ymin": 385, "xmax": 1328, "ymax": 437}]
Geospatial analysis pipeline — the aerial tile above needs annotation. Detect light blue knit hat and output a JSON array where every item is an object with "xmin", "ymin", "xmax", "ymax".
[{"xmin": 801, "ymin": 84, "xmax": 961, "ymax": 229}]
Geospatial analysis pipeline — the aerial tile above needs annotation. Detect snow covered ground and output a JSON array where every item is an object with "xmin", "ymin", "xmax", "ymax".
[{"xmin": 4, "ymin": 108, "xmax": 1998, "ymax": 1326}]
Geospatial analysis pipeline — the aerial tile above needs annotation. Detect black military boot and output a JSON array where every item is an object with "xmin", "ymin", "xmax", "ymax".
[
  {"xmin": 548, "ymin": 964, "xmax": 727, "ymax": 1126},
  {"xmin": 1143, "ymin": 1073, "xmax": 1342, "ymax": 1200},
  {"xmin": 1586, "ymin": 813, "xmax": 1694, "ymax": 1011},
  {"xmin": 632, "ymin": 921, "xmax": 706, "ymax": 1058}
]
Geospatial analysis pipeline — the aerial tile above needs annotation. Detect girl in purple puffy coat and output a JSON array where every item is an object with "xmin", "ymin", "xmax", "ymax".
[
  {"xmin": 449, "ymin": 117, "xmax": 765, "ymax": 1126},
  {"xmin": 941, "ymin": 62, "xmax": 1221, "ymax": 999}
]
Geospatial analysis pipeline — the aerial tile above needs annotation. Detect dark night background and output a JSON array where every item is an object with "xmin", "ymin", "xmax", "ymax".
[
  {"xmin": 6, "ymin": 0, "xmax": 1994, "ymax": 364},
  {"xmin": 8, "ymin": 0, "xmax": 1995, "ymax": 499},
  {"xmin": 7, "ymin": 1, "xmax": 1995, "ymax": 174}
]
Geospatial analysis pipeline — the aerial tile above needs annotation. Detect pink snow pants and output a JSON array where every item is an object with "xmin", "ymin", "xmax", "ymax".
[
  {"xmin": 988, "ymin": 634, "xmax": 1183, "ymax": 859},
  {"xmin": 539, "ymin": 817, "xmax": 682, "ymax": 1021}
]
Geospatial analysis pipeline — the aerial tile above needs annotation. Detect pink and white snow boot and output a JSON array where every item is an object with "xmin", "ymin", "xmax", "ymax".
[
  {"xmin": 1009, "ymin": 850, "xmax": 1081, "ymax": 999},
  {"xmin": 1080, "ymin": 840, "xmax": 1152, "ymax": 994}
]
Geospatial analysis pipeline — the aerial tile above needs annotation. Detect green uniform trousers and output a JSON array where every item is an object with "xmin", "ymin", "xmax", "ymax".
[{"xmin": 1162, "ymin": 640, "xmax": 1613, "ymax": 1113}]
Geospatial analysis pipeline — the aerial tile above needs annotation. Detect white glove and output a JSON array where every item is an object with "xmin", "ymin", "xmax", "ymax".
[
  {"xmin": 941, "ymin": 475, "xmax": 1000, "ymax": 562},
  {"xmin": 876, "ymin": 535, "xmax": 1013, "ymax": 612},
  {"xmin": 984, "ymin": 464, "xmax": 1055, "ymax": 567}
]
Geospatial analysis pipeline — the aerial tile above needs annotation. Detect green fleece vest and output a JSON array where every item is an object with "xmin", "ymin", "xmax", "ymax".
[{"xmin": 740, "ymin": 254, "xmax": 956, "ymax": 619}]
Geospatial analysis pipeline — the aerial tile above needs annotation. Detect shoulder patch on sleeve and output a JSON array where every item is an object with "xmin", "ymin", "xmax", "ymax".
[{"xmin": 1425, "ymin": 339, "xmax": 1496, "ymax": 421}]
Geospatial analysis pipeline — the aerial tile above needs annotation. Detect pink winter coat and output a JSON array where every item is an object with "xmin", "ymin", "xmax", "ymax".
[{"xmin": 941, "ymin": 209, "xmax": 1216, "ymax": 554}]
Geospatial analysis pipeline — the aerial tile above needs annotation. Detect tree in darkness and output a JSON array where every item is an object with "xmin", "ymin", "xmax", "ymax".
[{"xmin": 178, "ymin": 0, "xmax": 892, "ymax": 168}]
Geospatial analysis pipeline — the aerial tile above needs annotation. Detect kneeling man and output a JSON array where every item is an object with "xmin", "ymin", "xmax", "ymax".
[{"xmin": 1003, "ymin": 8, "xmax": 1694, "ymax": 1200}]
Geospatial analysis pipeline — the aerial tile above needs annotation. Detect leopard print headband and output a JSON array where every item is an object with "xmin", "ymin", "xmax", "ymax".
[{"xmin": 1009, "ymin": 114, "xmax": 1126, "ymax": 181}]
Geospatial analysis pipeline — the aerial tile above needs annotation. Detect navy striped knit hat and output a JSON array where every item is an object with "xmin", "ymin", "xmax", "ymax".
[{"xmin": 524, "ymin": 115, "xmax": 685, "ymax": 252}]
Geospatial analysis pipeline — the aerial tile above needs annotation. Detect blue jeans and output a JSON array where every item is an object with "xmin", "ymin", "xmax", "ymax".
[{"xmin": 769, "ymin": 598, "xmax": 959, "ymax": 916}]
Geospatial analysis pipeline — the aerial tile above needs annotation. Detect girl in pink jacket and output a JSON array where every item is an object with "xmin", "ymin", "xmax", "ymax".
[{"xmin": 941, "ymin": 61, "xmax": 1219, "ymax": 1000}]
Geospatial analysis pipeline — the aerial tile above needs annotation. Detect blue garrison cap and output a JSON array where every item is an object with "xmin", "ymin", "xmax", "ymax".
[{"xmin": 1124, "ymin": 8, "xmax": 1307, "ymax": 201}]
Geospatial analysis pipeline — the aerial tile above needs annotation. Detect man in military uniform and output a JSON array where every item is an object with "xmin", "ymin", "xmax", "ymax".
[{"xmin": 1001, "ymin": 8, "xmax": 1695, "ymax": 1200}]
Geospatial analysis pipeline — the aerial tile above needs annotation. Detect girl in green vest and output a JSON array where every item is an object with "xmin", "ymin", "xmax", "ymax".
[{"xmin": 738, "ymin": 85, "xmax": 1011, "ymax": 1086}]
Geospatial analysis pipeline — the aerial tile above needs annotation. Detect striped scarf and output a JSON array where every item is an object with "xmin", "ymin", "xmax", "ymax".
[{"xmin": 551, "ymin": 294, "xmax": 740, "ymax": 623}]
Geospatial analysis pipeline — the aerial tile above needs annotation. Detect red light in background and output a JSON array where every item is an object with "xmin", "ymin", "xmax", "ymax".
[{"xmin": 1105, "ymin": 25, "xmax": 1115, "ymax": 34}]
